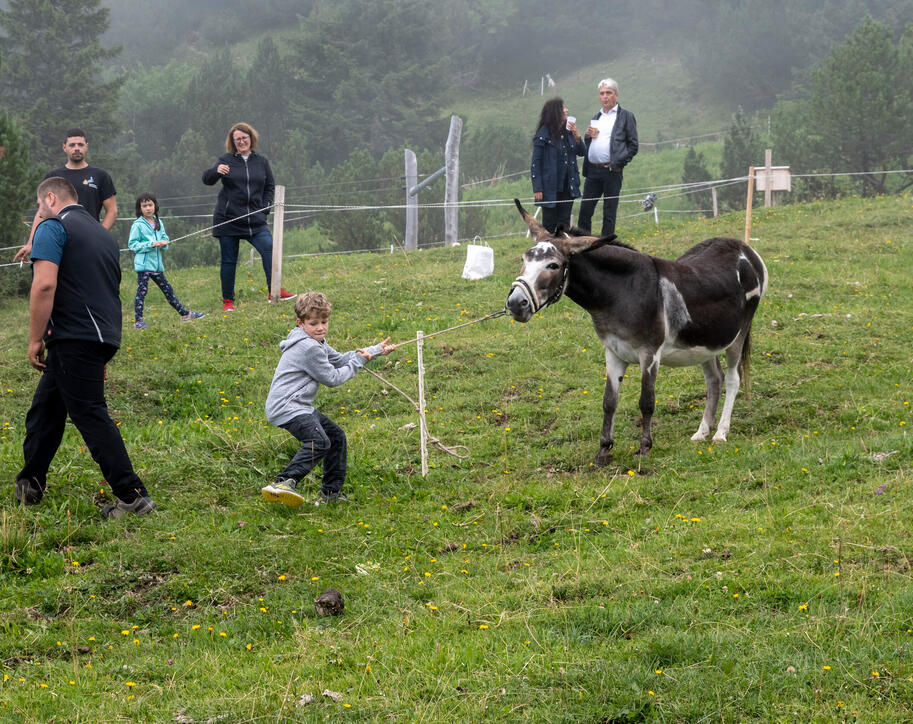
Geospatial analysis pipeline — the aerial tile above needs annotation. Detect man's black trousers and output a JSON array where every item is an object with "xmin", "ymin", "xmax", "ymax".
[{"xmin": 19, "ymin": 339, "xmax": 147, "ymax": 503}]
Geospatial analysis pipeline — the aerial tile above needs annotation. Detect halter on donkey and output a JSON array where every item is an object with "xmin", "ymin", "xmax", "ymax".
[{"xmin": 506, "ymin": 200, "xmax": 769, "ymax": 466}]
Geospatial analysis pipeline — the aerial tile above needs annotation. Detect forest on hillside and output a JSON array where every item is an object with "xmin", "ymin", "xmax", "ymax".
[{"xmin": 1, "ymin": 0, "xmax": 913, "ymax": 285}]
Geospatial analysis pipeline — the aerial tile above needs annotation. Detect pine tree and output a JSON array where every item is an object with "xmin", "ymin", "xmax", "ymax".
[
  {"xmin": 0, "ymin": 0, "xmax": 124, "ymax": 166},
  {"xmin": 682, "ymin": 146, "xmax": 713, "ymax": 217},
  {"xmin": 719, "ymin": 109, "xmax": 761, "ymax": 211},
  {"xmin": 289, "ymin": 0, "xmax": 448, "ymax": 169},
  {"xmin": 183, "ymin": 48, "xmax": 242, "ymax": 154},
  {"xmin": 805, "ymin": 17, "xmax": 913, "ymax": 194},
  {"xmin": 243, "ymin": 38, "xmax": 290, "ymax": 156},
  {"xmin": 0, "ymin": 108, "xmax": 36, "ymax": 296},
  {"xmin": 771, "ymin": 18, "xmax": 913, "ymax": 197}
]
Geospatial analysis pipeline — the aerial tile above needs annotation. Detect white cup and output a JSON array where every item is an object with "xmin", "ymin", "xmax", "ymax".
[{"xmin": 566, "ymin": 115, "xmax": 576, "ymax": 129}]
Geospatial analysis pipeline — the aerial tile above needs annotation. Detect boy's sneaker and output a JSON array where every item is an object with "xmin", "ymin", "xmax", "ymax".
[
  {"xmin": 268, "ymin": 288, "xmax": 297, "ymax": 302},
  {"xmin": 267, "ymin": 479, "xmax": 305, "ymax": 507},
  {"xmin": 101, "ymin": 495, "xmax": 156, "ymax": 520},
  {"xmin": 15, "ymin": 477, "xmax": 44, "ymax": 506},
  {"xmin": 182, "ymin": 311, "xmax": 205, "ymax": 322},
  {"xmin": 315, "ymin": 491, "xmax": 348, "ymax": 505},
  {"xmin": 222, "ymin": 299, "xmax": 235, "ymax": 312},
  {"xmin": 134, "ymin": 319, "xmax": 149, "ymax": 330}
]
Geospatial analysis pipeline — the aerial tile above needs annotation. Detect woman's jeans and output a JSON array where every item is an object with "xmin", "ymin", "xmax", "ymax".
[
  {"xmin": 541, "ymin": 189, "xmax": 574, "ymax": 234},
  {"xmin": 219, "ymin": 230, "xmax": 273, "ymax": 300}
]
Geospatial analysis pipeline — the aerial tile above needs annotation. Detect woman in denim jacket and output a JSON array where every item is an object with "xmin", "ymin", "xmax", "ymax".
[{"xmin": 530, "ymin": 98, "xmax": 586, "ymax": 233}]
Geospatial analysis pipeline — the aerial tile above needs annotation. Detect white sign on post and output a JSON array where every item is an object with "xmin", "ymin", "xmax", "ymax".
[{"xmin": 754, "ymin": 167, "xmax": 791, "ymax": 192}]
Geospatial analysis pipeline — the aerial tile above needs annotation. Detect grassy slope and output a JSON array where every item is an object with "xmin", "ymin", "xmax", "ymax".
[
  {"xmin": 450, "ymin": 51, "xmax": 732, "ymax": 141},
  {"xmin": 0, "ymin": 195, "xmax": 911, "ymax": 721},
  {"xmin": 453, "ymin": 49, "xmax": 738, "ymax": 235}
]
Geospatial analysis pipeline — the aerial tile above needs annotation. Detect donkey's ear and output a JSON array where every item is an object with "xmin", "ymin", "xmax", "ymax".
[
  {"xmin": 556, "ymin": 232, "xmax": 615, "ymax": 256},
  {"xmin": 514, "ymin": 198, "xmax": 551, "ymax": 242}
]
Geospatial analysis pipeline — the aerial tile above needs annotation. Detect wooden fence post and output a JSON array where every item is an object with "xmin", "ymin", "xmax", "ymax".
[
  {"xmin": 744, "ymin": 168, "xmax": 754, "ymax": 246},
  {"xmin": 417, "ymin": 331, "xmax": 429, "ymax": 477},
  {"xmin": 405, "ymin": 149, "xmax": 418, "ymax": 251},
  {"xmin": 711, "ymin": 186, "xmax": 719, "ymax": 218},
  {"xmin": 269, "ymin": 185, "xmax": 285, "ymax": 301},
  {"xmin": 444, "ymin": 115, "xmax": 462, "ymax": 246}
]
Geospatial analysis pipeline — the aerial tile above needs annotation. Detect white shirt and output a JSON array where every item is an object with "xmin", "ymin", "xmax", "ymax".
[{"xmin": 587, "ymin": 106, "xmax": 617, "ymax": 164}]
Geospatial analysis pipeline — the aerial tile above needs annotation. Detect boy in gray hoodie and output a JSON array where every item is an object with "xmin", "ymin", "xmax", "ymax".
[{"xmin": 263, "ymin": 292, "xmax": 394, "ymax": 506}]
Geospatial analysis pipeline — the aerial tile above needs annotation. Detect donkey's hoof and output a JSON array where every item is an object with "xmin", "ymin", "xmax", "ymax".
[{"xmin": 593, "ymin": 449, "xmax": 613, "ymax": 468}]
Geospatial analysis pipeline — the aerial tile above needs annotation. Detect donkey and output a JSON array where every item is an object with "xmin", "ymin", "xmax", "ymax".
[{"xmin": 506, "ymin": 200, "xmax": 768, "ymax": 466}]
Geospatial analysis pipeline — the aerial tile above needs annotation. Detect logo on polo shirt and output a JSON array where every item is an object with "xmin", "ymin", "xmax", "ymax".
[{"xmin": 82, "ymin": 177, "xmax": 99, "ymax": 189}]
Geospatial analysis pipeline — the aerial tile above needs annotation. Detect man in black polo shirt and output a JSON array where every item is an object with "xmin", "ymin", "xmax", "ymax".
[
  {"xmin": 16, "ymin": 177, "xmax": 154, "ymax": 519},
  {"xmin": 13, "ymin": 128, "xmax": 117, "ymax": 262}
]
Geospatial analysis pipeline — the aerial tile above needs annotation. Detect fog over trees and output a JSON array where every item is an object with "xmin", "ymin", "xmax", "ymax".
[{"xmin": 1, "ymin": 0, "xmax": 912, "ymax": 272}]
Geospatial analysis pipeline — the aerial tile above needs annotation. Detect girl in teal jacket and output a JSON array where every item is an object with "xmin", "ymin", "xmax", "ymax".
[{"xmin": 128, "ymin": 193, "xmax": 204, "ymax": 330}]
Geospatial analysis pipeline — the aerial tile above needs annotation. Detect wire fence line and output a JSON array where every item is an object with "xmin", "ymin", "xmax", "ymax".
[{"xmin": 3, "ymin": 167, "xmax": 911, "ymax": 270}]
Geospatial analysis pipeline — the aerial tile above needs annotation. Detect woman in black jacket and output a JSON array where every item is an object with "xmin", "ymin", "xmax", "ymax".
[
  {"xmin": 530, "ymin": 98, "xmax": 586, "ymax": 234},
  {"xmin": 202, "ymin": 122, "xmax": 296, "ymax": 311}
]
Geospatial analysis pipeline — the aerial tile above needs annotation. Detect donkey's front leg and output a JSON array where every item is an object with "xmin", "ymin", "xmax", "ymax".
[
  {"xmin": 595, "ymin": 352, "xmax": 627, "ymax": 467},
  {"xmin": 636, "ymin": 352, "xmax": 659, "ymax": 456}
]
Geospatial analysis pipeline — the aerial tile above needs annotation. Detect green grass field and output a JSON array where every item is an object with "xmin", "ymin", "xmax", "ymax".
[{"xmin": 0, "ymin": 194, "xmax": 911, "ymax": 721}]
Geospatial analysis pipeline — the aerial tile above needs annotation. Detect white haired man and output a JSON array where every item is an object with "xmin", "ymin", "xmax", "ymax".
[{"xmin": 578, "ymin": 78, "xmax": 639, "ymax": 237}]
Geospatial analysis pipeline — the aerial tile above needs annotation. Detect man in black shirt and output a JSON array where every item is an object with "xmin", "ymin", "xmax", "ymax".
[
  {"xmin": 13, "ymin": 128, "xmax": 117, "ymax": 262},
  {"xmin": 16, "ymin": 176, "xmax": 154, "ymax": 519}
]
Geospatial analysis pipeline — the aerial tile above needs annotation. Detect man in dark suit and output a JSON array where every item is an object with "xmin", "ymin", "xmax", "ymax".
[{"xmin": 578, "ymin": 78, "xmax": 639, "ymax": 237}]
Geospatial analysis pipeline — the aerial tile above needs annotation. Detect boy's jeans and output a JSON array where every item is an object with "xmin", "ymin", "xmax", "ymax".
[{"xmin": 277, "ymin": 411, "xmax": 346, "ymax": 494}]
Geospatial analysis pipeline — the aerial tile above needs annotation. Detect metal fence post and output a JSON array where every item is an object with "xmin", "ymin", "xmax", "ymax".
[
  {"xmin": 444, "ymin": 115, "xmax": 462, "ymax": 246},
  {"xmin": 405, "ymin": 149, "xmax": 417, "ymax": 251}
]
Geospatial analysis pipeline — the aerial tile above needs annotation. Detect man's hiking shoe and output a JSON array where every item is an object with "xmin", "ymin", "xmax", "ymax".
[
  {"xmin": 101, "ymin": 495, "xmax": 156, "ymax": 519},
  {"xmin": 15, "ymin": 477, "xmax": 44, "ymax": 506},
  {"xmin": 182, "ymin": 311, "xmax": 205, "ymax": 322},
  {"xmin": 134, "ymin": 319, "xmax": 149, "ymax": 330},
  {"xmin": 264, "ymin": 479, "xmax": 304, "ymax": 507},
  {"xmin": 222, "ymin": 299, "xmax": 235, "ymax": 312},
  {"xmin": 315, "ymin": 491, "xmax": 348, "ymax": 506}
]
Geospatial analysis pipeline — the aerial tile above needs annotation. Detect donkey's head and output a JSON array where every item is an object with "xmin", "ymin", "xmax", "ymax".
[{"xmin": 506, "ymin": 199, "xmax": 615, "ymax": 322}]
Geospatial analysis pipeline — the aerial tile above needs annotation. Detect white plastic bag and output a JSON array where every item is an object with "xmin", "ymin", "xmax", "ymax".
[{"xmin": 461, "ymin": 241, "xmax": 494, "ymax": 280}]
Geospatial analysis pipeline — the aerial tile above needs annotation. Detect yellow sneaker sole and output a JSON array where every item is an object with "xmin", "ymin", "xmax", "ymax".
[{"xmin": 277, "ymin": 490, "xmax": 305, "ymax": 507}]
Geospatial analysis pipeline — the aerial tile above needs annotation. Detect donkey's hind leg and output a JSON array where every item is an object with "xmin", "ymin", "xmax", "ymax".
[
  {"xmin": 691, "ymin": 357, "xmax": 723, "ymax": 441},
  {"xmin": 713, "ymin": 344, "xmax": 743, "ymax": 443}
]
